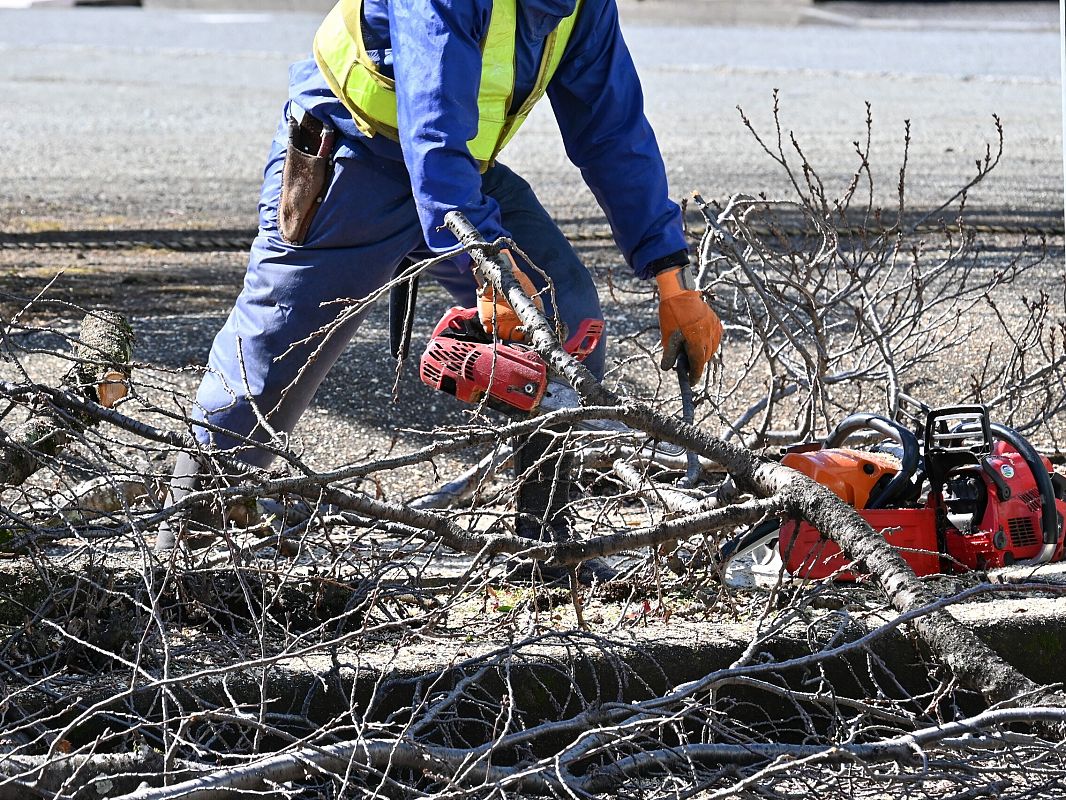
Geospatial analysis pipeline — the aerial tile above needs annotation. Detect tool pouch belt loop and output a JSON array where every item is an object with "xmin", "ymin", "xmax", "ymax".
[{"xmin": 279, "ymin": 116, "xmax": 332, "ymax": 245}]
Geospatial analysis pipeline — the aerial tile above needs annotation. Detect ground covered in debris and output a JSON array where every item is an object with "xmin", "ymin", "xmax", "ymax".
[
  {"xmin": 2, "ymin": 231, "xmax": 1063, "ymax": 481},
  {"xmin": 4, "ymin": 531, "xmax": 1065, "ymax": 727},
  {"xmin": 2, "ymin": 219, "xmax": 1065, "ymax": 798}
]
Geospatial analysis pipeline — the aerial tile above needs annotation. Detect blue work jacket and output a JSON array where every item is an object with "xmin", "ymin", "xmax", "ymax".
[{"xmin": 289, "ymin": 0, "xmax": 687, "ymax": 279}]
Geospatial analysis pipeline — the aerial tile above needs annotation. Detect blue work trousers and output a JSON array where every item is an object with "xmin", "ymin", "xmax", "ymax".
[{"xmin": 194, "ymin": 112, "xmax": 606, "ymax": 467}]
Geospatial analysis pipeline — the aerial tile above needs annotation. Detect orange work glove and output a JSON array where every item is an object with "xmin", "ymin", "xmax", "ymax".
[
  {"xmin": 477, "ymin": 249, "xmax": 544, "ymax": 342},
  {"xmin": 656, "ymin": 265, "xmax": 722, "ymax": 383}
]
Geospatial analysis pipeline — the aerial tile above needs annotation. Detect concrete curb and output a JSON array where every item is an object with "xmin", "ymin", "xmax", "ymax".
[
  {"xmin": 4, "ymin": 547, "xmax": 1065, "ymax": 749},
  {"xmin": 16, "ymin": 596, "xmax": 1066, "ymax": 751}
]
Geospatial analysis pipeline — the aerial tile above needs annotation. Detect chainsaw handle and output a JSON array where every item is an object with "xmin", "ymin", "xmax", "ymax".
[
  {"xmin": 823, "ymin": 413, "xmax": 920, "ymax": 509},
  {"xmin": 675, "ymin": 351, "xmax": 701, "ymax": 487}
]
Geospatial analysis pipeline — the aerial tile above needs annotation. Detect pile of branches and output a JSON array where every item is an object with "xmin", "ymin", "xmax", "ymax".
[
  {"xmin": 692, "ymin": 97, "xmax": 1064, "ymax": 450},
  {"xmin": 0, "ymin": 102, "xmax": 1064, "ymax": 799}
]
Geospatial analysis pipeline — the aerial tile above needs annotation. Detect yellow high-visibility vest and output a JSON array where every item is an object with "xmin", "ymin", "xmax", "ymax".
[{"xmin": 313, "ymin": 0, "xmax": 582, "ymax": 171}]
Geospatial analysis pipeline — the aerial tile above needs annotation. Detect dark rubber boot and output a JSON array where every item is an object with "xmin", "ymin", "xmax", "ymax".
[
  {"xmin": 511, "ymin": 430, "xmax": 616, "ymax": 586},
  {"xmin": 155, "ymin": 452, "xmax": 228, "ymax": 551},
  {"xmin": 513, "ymin": 429, "xmax": 574, "ymax": 543}
]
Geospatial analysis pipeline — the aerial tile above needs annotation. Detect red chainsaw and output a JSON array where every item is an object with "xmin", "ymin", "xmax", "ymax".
[
  {"xmin": 418, "ymin": 305, "xmax": 604, "ymax": 414},
  {"xmin": 718, "ymin": 399, "xmax": 1066, "ymax": 578}
]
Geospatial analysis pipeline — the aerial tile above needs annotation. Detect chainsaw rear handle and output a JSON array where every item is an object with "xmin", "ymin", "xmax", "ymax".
[{"xmin": 823, "ymin": 413, "xmax": 920, "ymax": 509}]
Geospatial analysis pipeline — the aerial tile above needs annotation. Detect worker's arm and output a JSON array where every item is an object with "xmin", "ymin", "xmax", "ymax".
[
  {"xmin": 548, "ymin": 0, "xmax": 721, "ymax": 380},
  {"xmin": 389, "ymin": 0, "xmax": 510, "ymax": 255},
  {"xmin": 546, "ymin": 0, "xmax": 687, "ymax": 280}
]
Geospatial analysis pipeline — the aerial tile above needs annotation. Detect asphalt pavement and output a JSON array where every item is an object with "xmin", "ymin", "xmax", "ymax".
[{"xmin": 0, "ymin": 1, "xmax": 1061, "ymax": 236}]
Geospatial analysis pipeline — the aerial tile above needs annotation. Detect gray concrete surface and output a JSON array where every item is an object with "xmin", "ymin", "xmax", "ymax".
[{"xmin": 0, "ymin": 2, "xmax": 1061, "ymax": 235}]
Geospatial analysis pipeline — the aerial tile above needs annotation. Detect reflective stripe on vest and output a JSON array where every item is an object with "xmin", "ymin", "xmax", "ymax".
[{"xmin": 312, "ymin": 0, "xmax": 582, "ymax": 170}]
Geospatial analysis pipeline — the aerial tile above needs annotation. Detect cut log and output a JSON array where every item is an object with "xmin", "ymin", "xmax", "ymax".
[{"xmin": 0, "ymin": 310, "xmax": 133, "ymax": 487}]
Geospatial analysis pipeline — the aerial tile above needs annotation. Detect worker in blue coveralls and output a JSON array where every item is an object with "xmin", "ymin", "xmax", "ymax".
[{"xmin": 158, "ymin": 0, "xmax": 723, "ymax": 574}]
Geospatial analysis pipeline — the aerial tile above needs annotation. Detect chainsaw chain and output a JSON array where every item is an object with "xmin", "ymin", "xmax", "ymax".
[{"xmin": 1, "ymin": 220, "xmax": 1063, "ymax": 253}]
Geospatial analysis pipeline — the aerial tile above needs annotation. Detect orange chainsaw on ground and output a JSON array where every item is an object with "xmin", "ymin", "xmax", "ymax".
[{"xmin": 718, "ymin": 399, "xmax": 1066, "ymax": 578}]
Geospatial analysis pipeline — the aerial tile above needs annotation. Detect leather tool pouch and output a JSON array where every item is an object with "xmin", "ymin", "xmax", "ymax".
[{"xmin": 278, "ymin": 115, "xmax": 332, "ymax": 245}]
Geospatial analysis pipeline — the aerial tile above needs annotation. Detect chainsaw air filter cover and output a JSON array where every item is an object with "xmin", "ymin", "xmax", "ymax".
[{"xmin": 420, "ymin": 336, "xmax": 546, "ymax": 412}]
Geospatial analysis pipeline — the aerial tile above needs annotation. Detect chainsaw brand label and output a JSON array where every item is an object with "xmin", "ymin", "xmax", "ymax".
[{"xmin": 1000, "ymin": 464, "xmax": 1015, "ymax": 478}]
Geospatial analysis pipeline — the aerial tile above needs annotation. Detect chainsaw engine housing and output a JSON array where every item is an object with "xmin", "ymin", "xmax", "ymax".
[
  {"xmin": 419, "ymin": 308, "xmax": 547, "ymax": 412},
  {"xmin": 419, "ymin": 306, "xmax": 603, "ymax": 414},
  {"xmin": 942, "ymin": 441, "xmax": 1066, "ymax": 569}
]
